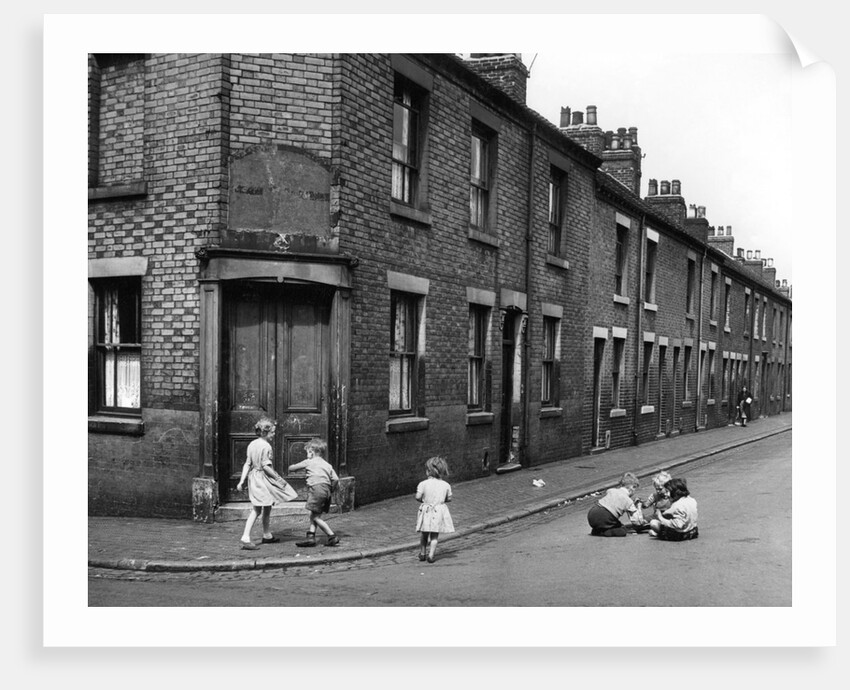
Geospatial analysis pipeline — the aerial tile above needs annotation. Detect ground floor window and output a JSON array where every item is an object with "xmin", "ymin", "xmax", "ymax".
[{"xmin": 92, "ymin": 276, "xmax": 142, "ymax": 412}]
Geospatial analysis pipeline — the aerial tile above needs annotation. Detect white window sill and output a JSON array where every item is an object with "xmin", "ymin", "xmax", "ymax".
[
  {"xmin": 643, "ymin": 302, "xmax": 658, "ymax": 312},
  {"xmin": 682, "ymin": 400, "xmax": 694, "ymax": 408},
  {"xmin": 609, "ymin": 408, "xmax": 627, "ymax": 418},
  {"xmin": 709, "ymin": 319, "xmax": 718, "ymax": 328},
  {"xmin": 385, "ymin": 416, "xmax": 430, "ymax": 433},
  {"xmin": 707, "ymin": 398, "xmax": 716, "ymax": 406},
  {"xmin": 724, "ymin": 326, "xmax": 732, "ymax": 334},
  {"xmin": 685, "ymin": 313, "xmax": 696, "ymax": 321},
  {"xmin": 539, "ymin": 406, "xmax": 563, "ymax": 419},
  {"xmin": 640, "ymin": 405, "xmax": 655, "ymax": 414},
  {"xmin": 613, "ymin": 294, "xmax": 630, "ymax": 306},
  {"xmin": 545, "ymin": 254, "xmax": 569, "ymax": 270},
  {"xmin": 466, "ymin": 411, "xmax": 495, "ymax": 426}
]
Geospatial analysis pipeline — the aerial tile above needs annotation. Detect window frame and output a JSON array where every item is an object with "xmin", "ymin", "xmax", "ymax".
[
  {"xmin": 389, "ymin": 290, "xmax": 420, "ymax": 416},
  {"xmin": 92, "ymin": 276, "xmax": 142, "ymax": 416},
  {"xmin": 612, "ymin": 335, "xmax": 626, "ymax": 408},
  {"xmin": 391, "ymin": 73, "xmax": 425, "ymax": 208},
  {"xmin": 469, "ymin": 121, "xmax": 495, "ymax": 233},
  {"xmin": 615, "ymin": 222, "xmax": 629, "ymax": 296},
  {"xmin": 467, "ymin": 303, "xmax": 490, "ymax": 410},
  {"xmin": 541, "ymin": 315, "xmax": 560, "ymax": 407},
  {"xmin": 644, "ymin": 232, "xmax": 658, "ymax": 305},
  {"xmin": 548, "ymin": 166, "xmax": 567, "ymax": 257},
  {"xmin": 686, "ymin": 257, "xmax": 697, "ymax": 315},
  {"xmin": 683, "ymin": 345, "xmax": 693, "ymax": 401},
  {"xmin": 641, "ymin": 340, "xmax": 653, "ymax": 404}
]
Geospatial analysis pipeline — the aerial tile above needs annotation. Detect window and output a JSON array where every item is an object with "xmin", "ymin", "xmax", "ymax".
[
  {"xmin": 686, "ymin": 258, "xmax": 696, "ymax": 314},
  {"xmin": 744, "ymin": 291, "xmax": 751, "ymax": 333},
  {"xmin": 709, "ymin": 270, "xmax": 718, "ymax": 321},
  {"xmin": 753, "ymin": 359, "xmax": 761, "ymax": 399},
  {"xmin": 392, "ymin": 74, "xmax": 426, "ymax": 207},
  {"xmin": 541, "ymin": 316, "xmax": 560, "ymax": 406},
  {"xmin": 773, "ymin": 307, "xmax": 778, "ymax": 342},
  {"xmin": 762, "ymin": 298, "xmax": 767, "ymax": 340},
  {"xmin": 468, "ymin": 305, "xmax": 489, "ymax": 409},
  {"xmin": 698, "ymin": 348, "xmax": 707, "ymax": 401},
  {"xmin": 644, "ymin": 233, "xmax": 658, "ymax": 304},
  {"xmin": 753, "ymin": 296, "xmax": 760, "ymax": 338},
  {"xmin": 548, "ymin": 166, "xmax": 566, "ymax": 256},
  {"xmin": 721, "ymin": 355, "xmax": 729, "ymax": 400},
  {"xmin": 683, "ymin": 345, "xmax": 692, "ymax": 400},
  {"xmin": 641, "ymin": 341, "xmax": 653, "ymax": 404},
  {"xmin": 778, "ymin": 309, "xmax": 784, "ymax": 343},
  {"xmin": 615, "ymin": 222, "xmax": 629, "ymax": 296},
  {"xmin": 612, "ymin": 336, "xmax": 625, "ymax": 408},
  {"xmin": 389, "ymin": 291, "xmax": 419, "ymax": 414},
  {"xmin": 723, "ymin": 283, "xmax": 731, "ymax": 330},
  {"xmin": 469, "ymin": 122, "xmax": 495, "ymax": 232},
  {"xmin": 93, "ymin": 277, "xmax": 142, "ymax": 413},
  {"xmin": 707, "ymin": 348, "xmax": 716, "ymax": 399}
]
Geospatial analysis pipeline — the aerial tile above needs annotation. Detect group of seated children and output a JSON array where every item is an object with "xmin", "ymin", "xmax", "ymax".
[{"xmin": 587, "ymin": 470, "xmax": 699, "ymax": 541}]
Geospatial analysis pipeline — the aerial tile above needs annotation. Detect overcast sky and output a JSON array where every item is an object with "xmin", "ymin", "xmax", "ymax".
[{"xmin": 517, "ymin": 16, "xmax": 798, "ymax": 285}]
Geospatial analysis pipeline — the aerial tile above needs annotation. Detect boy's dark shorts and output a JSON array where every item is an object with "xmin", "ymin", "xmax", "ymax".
[{"xmin": 305, "ymin": 482, "xmax": 332, "ymax": 514}]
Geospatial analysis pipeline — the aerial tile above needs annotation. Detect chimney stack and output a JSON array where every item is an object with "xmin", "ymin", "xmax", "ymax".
[
  {"xmin": 708, "ymin": 220, "xmax": 734, "ymax": 257},
  {"xmin": 465, "ymin": 53, "xmax": 529, "ymax": 103},
  {"xmin": 560, "ymin": 104, "xmax": 605, "ymax": 155}
]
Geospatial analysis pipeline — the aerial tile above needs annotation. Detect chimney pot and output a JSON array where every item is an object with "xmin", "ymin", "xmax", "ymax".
[
  {"xmin": 746, "ymin": 250, "xmax": 753, "ymax": 260},
  {"xmin": 768, "ymin": 258, "xmax": 773, "ymax": 267},
  {"xmin": 586, "ymin": 105, "xmax": 597, "ymax": 125},
  {"xmin": 726, "ymin": 225, "xmax": 732, "ymax": 235},
  {"xmin": 560, "ymin": 107, "xmax": 571, "ymax": 128},
  {"xmin": 782, "ymin": 279, "xmax": 788, "ymax": 287},
  {"xmin": 610, "ymin": 133, "xmax": 620, "ymax": 149},
  {"xmin": 660, "ymin": 180, "xmax": 671, "ymax": 195},
  {"xmin": 776, "ymin": 280, "xmax": 781, "ymax": 288},
  {"xmin": 628, "ymin": 127, "xmax": 638, "ymax": 146},
  {"xmin": 648, "ymin": 179, "xmax": 658, "ymax": 196},
  {"xmin": 697, "ymin": 206, "xmax": 706, "ymax": 219},
  {"xmin": 671, "ymin": 179, "xmax": 681, "ymax": 195},
  {"xmin": 754, "ymin": 249, "xmax": 761, "ymax": 260},
  {"xmin": 571, "ymin": 111, "xmax": 584, "ymax": 125},
  {"xmin": 737, "ymin": 248, "xmax": 745, "ymax": 258},
  {"xmin": 622, "ymin": 132, "xmax": 632, "ymax": 148},
  {"xmin": 604, "ymin": 130, "xmax": 614, "ymax": 148}
]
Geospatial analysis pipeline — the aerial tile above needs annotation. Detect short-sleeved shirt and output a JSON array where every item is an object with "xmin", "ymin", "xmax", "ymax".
[
  {"xmin": 659, "ymin": 495, "xmax": 698, "ymax": 532},
  {"xmin": 597, "ymin": 486, "xmax": 640, "ymax": 520},
  {"xmin": 287, "ymin": 456, "xmax": 338, "ymax": 486},
  {"xmin": 415, "ymin": 477, "xmax": 452, "ymax": 505}
]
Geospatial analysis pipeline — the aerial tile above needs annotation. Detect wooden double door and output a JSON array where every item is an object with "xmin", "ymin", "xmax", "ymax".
[{"xmin": 220, "ymin": 281, "xmax": 332, "ymax": 502}]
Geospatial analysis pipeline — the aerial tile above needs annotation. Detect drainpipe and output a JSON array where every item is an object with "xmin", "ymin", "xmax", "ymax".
[
  {"xmin": 695, "ymin": 245, "xmax": 706, "ymax": 431},
  {"xmin": 632, "ymin": 213, "xmax": 646, "ymax": 445},
  {"xmin": 521, "ymin": 123, "xmax": 537, "ymax": 465}
]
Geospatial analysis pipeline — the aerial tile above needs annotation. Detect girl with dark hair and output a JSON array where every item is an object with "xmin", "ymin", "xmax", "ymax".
[{"xmin": 648, "ymin": 478, "xmax": 699, "ymax": 541}]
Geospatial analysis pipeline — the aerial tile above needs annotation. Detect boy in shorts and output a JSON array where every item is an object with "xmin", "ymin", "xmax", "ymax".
[{"xmin": 288, "ymin": 438, "xmax": 340, "ymax": 547}]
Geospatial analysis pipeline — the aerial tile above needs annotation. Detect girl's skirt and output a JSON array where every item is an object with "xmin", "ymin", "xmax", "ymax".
[
  {"xmin": 416, "ymin": 503, "xmax": 455, "ymax": 534},
  {"xmin": 655, "ymin": 524, "xmax": 699, "ymax": 541},
  {"xmin": 247, "ymin": 469, "xmax": 298, "ymax": 506}
]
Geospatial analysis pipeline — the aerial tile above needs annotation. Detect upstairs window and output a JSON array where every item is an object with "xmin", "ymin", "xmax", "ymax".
[
  {"xmin": 548, "ymin": 166, "xmax": 566, "ymax": 257},
  {"xmin": 469, "ymin": 121, "xmax": 496, "ymax": 233},
  {"xmin": 686, "ymin": 258, "xmax": 696, "ymax": 314},
  {"xmin": 92, "ymin": 277, "xmax": 142, "ymax": 413},
  {"xmin": 615, "ymin": 223, "xmax": 629, "ymax": 296},
  {"xmin": 723, "ymin": 283, "xmax": 732, "ymax": 330},
  {"xmin": 744, "ymin": 291, "xmax": 751, "ymax": 333},
  {"xmin": 641, "ymin": 341, "xmax": 653, "ymax": 404},
  {"xmin": 709, "ymin": 270, "xmax": 718, "ymax": 321},
  {"xmin": 644, "ymin": 232, "xmax": 658, "ymax": 304},
  {"xmin": 392, "ymin": 74, "xmax": 426, "ymax": 207},
  {"xmin": 753, "ymin": 296, "xmax": 760, "ymax": 338},
  {"xmin": 707, "ymin": 348, "xmax": 716, "ymax": 399}
]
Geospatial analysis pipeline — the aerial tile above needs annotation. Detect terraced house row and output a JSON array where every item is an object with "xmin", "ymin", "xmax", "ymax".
[{"xmin": 87, "ymin": 53, "xmax": 792, "ymax": 521}]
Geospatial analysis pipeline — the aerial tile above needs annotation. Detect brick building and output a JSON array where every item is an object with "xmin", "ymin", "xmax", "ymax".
[{"xmin": 88, "ymin": 53, "xmax": 792, "ymax": 520}]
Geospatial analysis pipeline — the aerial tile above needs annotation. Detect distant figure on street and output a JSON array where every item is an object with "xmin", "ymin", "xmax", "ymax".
[
  {"xmin": 648, "ymin": 477, "xmax": 699, "ymax": 541},
  {"xmin": 587, "ymin": 472, "xmax": 647, "ymax": 537},
  {"xmin": 737, "ymin": 385, "xmax": 753, "ymax": 427},
  {"xmin": 415, "ymin": 456, "xmax": 455, "ymax": 563},
  {"xmin": 288, "ymin": 437, "xmax": 340, "ymax": 547},
  {"xmin": 236, "ymin": 416, "xmax": 298, "ymax": 550},
  {"xmin": 636, "ymin": 471, "xmax": 672, "ymax": 521}
]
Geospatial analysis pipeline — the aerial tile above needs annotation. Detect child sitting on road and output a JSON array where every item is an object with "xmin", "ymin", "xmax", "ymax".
[
  {"xmin": 636, "ymin": 471, "xmax": 672, "ymax": 520},
  {"xmin": 587, "ymin": 472, "xmax": 646, "ymax": 537},
  {"xmin": 648, "ymin": 477, "xmax": 699, "ymax": 541}
]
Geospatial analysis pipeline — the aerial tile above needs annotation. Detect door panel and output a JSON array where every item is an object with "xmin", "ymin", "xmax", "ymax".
[{"xmin": 221, "ymin": 282, "xmax": 330, "ymax": 503}]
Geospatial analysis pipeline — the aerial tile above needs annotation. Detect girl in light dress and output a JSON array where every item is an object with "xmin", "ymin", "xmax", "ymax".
[
  {"xmin": 235, "ymin": 417, "xmax": 298, "ymax": 550},
  {"xmin": 415, "ymin": 456, "xmax": 455, "ymax": 563}
]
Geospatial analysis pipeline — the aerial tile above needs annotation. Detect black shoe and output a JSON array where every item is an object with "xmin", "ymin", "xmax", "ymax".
[
  {"xmin": 325, "ymin": 535, "xmax": 340, "ymax": 547},
  {"xmin": 426, "ymin": 555, "xmax": 436, "ymax": 564},
  {"xmin": 418, "ymin": 553, "xmax": 426, "ymax": 561},
  {"xmin": 261, "ymin": 536, "xmax": 280, "ymax": 544},
  {"xmin": 296, "ymin": 538, "xmax": 317, "ymax": 547}
]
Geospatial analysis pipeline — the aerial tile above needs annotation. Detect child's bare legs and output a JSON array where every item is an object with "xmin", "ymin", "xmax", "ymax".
[
  {"xmin": 427, "ymin": 532, "xmax": 439, "ymax": 561},
  {"xmin": 261, "ymin": 505, "xmax": 273, "ymax": 540},
  {"xmin": 241, "ymin": 506, "xmax": 262, "ymax": 543},
  {"xmin": 297, "ymin": 511, "xmax": 338, "ymax": 546},
  {"xmin": 418, "ymin": 532, "xmax": 429, "ymax": 560},
  {"xmin": 648, "ymin": 518, "xmax": 661, "ymax": 537}
]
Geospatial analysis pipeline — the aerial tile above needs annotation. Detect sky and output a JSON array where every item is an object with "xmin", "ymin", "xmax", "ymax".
[{"xmin": 516, "ymin": 17, "xmax": 798, "ymax": 286}]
